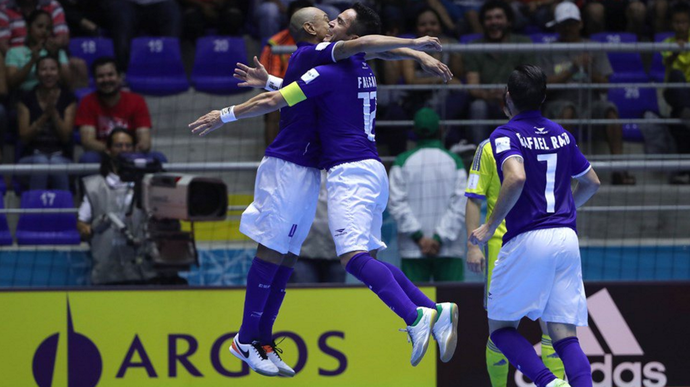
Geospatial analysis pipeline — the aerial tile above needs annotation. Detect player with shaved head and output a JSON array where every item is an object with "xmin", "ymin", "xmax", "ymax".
[{"xmin": 190, "ymin": 3, "xmax": 452, "ymax": 377}]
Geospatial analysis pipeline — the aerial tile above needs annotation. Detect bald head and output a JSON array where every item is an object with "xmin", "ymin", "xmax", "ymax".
[{"xmin": 289, "ymin": 7, "xmax": 329, "ymax": 42}]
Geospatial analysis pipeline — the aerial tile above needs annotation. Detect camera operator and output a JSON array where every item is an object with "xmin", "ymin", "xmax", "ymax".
[{"xmin": 77, "ymin": 128, "xmax": 158, "ymax": 285}]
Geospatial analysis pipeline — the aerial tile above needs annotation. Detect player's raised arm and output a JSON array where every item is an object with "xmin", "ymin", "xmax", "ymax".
[
  {"xmin": 189, "ymin": 90, "xmax": 289, "ymax": 137},
  {"xmin": 332, "ymin": 35, "xmax": 441, "ymax": 61}
]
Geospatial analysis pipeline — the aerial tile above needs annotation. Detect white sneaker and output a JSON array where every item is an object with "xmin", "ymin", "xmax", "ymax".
[
  {"xmin": 263, "ymin": 342, "xmax": 295, "ymax": 377},
  {"xmin": 402, "ymin": 307, "xmax": 437, "ymax": 366},
  {"xmin": 229, "ymin": 335, "xmax": 279, "ymax": 376},
  {"xmin": 546, "ymin": 379, "xmax": 571, "ymax": 387},
  {"xmin": 432, "ymin": 302, "xmax": 459, "ymax": 363}
]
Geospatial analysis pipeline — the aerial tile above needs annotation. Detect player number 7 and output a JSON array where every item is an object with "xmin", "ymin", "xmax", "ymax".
[
  {"xmin": 358, "ymin": 91, "xmax": 377, "ymax": 142},
  {"xmin": 537, "ymin": 153, "xmax": 557, "ymax": 213}
]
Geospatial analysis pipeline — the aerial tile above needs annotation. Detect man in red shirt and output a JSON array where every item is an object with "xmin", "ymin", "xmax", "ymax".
[{"xmin": 75, "ymin": 57, "xmax": 163, "ymax": 163}]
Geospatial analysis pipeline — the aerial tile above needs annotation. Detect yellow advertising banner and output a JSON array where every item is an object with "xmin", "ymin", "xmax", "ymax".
[{"xmin": 1, "ymin": 287, "xmax": 436, "ymax": 387}]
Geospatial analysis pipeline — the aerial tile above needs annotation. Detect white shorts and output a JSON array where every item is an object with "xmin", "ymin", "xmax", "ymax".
[
  {"xmin": 240, "ymin": 157, "xmax": 320, "ymax": 255},
  {"xmin": 326, "ymin": 159, "xmax": 388, "ymax": 256},
  {"xmin": 487, "ymin": 227, "xmax": 588, "ymax": 326}
]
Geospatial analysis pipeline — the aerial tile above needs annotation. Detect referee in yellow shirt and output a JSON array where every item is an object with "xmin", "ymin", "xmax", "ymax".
[{"xmin": 465, "ymin": 139, "xmax": 565, "ymax": 387}]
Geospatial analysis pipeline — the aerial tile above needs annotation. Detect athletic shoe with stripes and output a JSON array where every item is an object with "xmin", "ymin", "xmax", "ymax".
[
  {"xmin": 432, "ymin": 302, "xmax": 459, "ymax": 362},
  {"xmin": 229, "ymin": 335, "xmax": 279, "ymax": 376},
  {"xmin": 263, "ymin": 341, "xmax": 295, "ymax": 377},
  {"xmin": 402, "ymin": 307, "xmax": 437, "ymax": 366}
]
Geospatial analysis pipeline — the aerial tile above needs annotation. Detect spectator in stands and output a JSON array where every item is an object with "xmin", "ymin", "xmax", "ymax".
[
  {"xmin": 77, "ymin": 128, "xmax": 159, "ymax": 285},
  {"xmin": 388, "ymin": 108, "xmax": 468, "ymax": 283},
  {"xmin": 508, "ymin": 0, "xmax": 559, "ymax": 32},
  {"xmin": 662, "ymin": 1, "xmax": 690, "ymax": 184},
  {"xmin": 399, "ymin": 7, "xmax": 467, "ymax": 148},
  {"xmin": 580, "ymin": 0, "xmax": 646, "ymax": 38},
  {"xmin": 179, "ymin": 0, "xmax": 248, "ymax": 41},
  {"xmin": 17, "ymin": 55, "xmax": 76, "ymax": 190},
  {"xmin": 75, "ymin": 57, "xmax": 165, "ymax": 164},
  {"xmin": 0, "ymin": 0, "xmax": 69, "ymax": 54},
  {"xmin": 464, "ymin": 0, "xmax": 534, "ymax": 145},
  {"xmin": 539, "ymin": 2, "xmax": 635, "ymax": 185},
  {"xmin": 5, "ymin": 10, "xmax": 72, "ymax": 93},
  {"xmin": 259, "ymin": 0, "xmax": 312, "ymax": 146},
  {"xmin": 58, "ymin": 0, "xmax": 112, "ymax": 37},
  {"xmin": 101, "ymin": 0, "xmax": 181, "ymax": 71},
  {"xmin": 290, "ymin": 171, "xmax": 346, "ymax": 283},
  {"xmin": 0, "ymin": 0, "xmax": 89, "ymax": 89}
]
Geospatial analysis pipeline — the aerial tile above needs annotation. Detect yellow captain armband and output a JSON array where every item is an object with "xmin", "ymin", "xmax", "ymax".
[{"xmin": 279, "ymin": 82, "xmax": 307, "ymax": 107}]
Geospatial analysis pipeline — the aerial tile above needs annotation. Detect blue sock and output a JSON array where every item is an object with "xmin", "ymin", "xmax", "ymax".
[
  {"xmin": 380, "ymin": 260, "xmax": 436, "ymax": 309},
  {"xmin": 553, "ymin": 337, "xmax": 592, "ymax": 387},
  {"xmin": 238, "ymin": 258, "xmax": 280, "ymax": 343},
  {"xmin": 346, "ymin": 252, "xmax": 419, "ymax": 325},
  {"xmin": 258, "ymin": 265, "xmax": 293, "ymax": 344},
  {"xmin": 490, "ymin": 328, "xmax": 557, "ymax": 387}
]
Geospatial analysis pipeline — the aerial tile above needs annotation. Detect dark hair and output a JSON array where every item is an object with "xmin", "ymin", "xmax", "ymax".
[
  {"xmin": 91, "ymin": 56, "xmax": 120, "ymax": 77},
  {"xmin": 349, "ymin": 2, "xmax": 381, "ymax": 36},
  {"xmin": 415, "ymin": 7, "xmax": 442, "ymax": 27},
  {"xmin": 670, "ymin": 1, "xmax": 690, "ymax": 18},
  {"xmin": 479, "ymin": 0, "xmax": 514, "ymax": 24},
  {"xmin": 101, "ymin": 128, "xmax": 134, "ymax": 176},
  {"xmin": 35, "ymin": 54, "xmax": 59, "ymax": 75},
  {"xmin": 26, "ymin": 9, "xmax": 51, "ymax": 28},
  {"xmin": 288, "ymin": 0, "xmax": 313, "ymax": 19},
  {"xmin": 507, "ymin": 64, "xmax": 546, "ymax": 111}
]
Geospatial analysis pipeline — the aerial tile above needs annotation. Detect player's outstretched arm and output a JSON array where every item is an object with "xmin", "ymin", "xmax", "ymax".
[
  {"xmin": 189, "ymin": 91, "xmax": 288, "ymax": 137},
  {"xmin": 572, "ymin": 167, "xmax": 600, "ymax": 208},
  {"xmin": 332, "ymin": 35, "xmax": 442, "ymax": 62},
  {"xmin": 234, "ymin": 56, "xmax": 273, "ymax": 89},
  {"xmin": 470, "ymin": 156, "xmax": 525, "ymax": 246},
  {"xmin": 370, "ymin": 49, "xmax": 453, "ymax": 83}
]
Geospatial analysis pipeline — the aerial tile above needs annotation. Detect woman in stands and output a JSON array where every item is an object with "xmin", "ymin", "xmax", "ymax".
[
  {"xmin": 5, "ymin": 10, "xmax": 72, "ymax": 93},
  {"xmin": 17, "ymin": 55, "xmax": 76, "ymax": 191}
]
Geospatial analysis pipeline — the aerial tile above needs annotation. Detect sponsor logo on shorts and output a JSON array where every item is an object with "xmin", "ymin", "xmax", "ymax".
[
  {"xmin": 334, "ymin": 228, "xmax": 347, "ymax": 237},
  {"xmin": 288, "ymin": 224, "xmax": 297, "ymax": 238}
]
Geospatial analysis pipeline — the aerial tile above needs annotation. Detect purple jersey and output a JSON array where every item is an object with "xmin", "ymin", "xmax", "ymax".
[
  {"xmin": 264, "ymin": 42, "xmax": 337, "ymax": 168},
  {"xmin": 290, "ymin": 53, "xmax": 380, "ymax": 170},
  {"xmin": 490, "ymin": 110, "xmax": 591, "ymax": 244}
]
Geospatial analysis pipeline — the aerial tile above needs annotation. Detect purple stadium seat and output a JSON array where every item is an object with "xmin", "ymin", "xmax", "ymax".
[
  {"xmin": 460, "ymin": 33, "xmax": 483, "ymax": 44},
  {"xmin": 590, "ymin": 32, "xmax": 648, "ymax": 82},
  {"xmin": 127, "ymin": 37, "xmax": 189, "ymax": 96},
  {"xmin": 69, "ymin": 37, "xmax": 115, "ymax": 87},
  {"xmin": 650, "ymin": 32, "xmax": 675, "ymax": 82},
  {"xmin": 608, "ymin": 87, "xmax": 660, "ymax": 142},
  {"xmin": 16, "ymin": 190, "xmax": 80, "ymax": 245},
  {"xmin": 0, "ymin": 195, "xmax": 12, "ymax": 245},
  {"xmin": 529, "ymin": 33, "xmax": 558, "ymax": 44},
  {"xmin": 192, "ymin": 36, "xmax": 249, "ymax": 95}
]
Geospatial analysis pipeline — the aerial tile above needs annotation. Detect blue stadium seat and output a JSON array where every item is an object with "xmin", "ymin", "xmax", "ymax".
[
  {"xmin": 608, "ymin": 87, "xmax": 660, "ymax": 142},
  {"xmin": 529, "ymin": 33, "xmax": 558, "ymax": 44},
  {"xmin": 460, "ymin": 33, "xmax": 482, "ymax": 44},
  {"xmin": 650, "ymin": 32, "xmax": 675, "ymax": 82},
  {"xmin": 192, "ymin": 36, "xmax": 249, "ymax": 95},
  {"xmin": 69, "ymin": 37, "xmax": 115, "ymax": 84},
  {"xmin": 127, "ymin": 37, "xmax": 189, "ymax": 96},
  {"xmin": 590, "ymin": 32, "xmax": 648, "ymax": 82},
  {"xmin": 0, "ymin": 194, "xmax": 12, "ymax": 245},
  {"xmin": 16, "ymin": 190, "xmax": 80, "ymax": 245}
]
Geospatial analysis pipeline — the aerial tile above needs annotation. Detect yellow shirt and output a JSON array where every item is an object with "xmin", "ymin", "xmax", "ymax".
[
  {"xmin": 662, "ymin": 36, "xmax": 690, "ymax": 81},
  {"xmin": 464, "ymin": 139, "xmax": 507, "ymax": 243}
]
